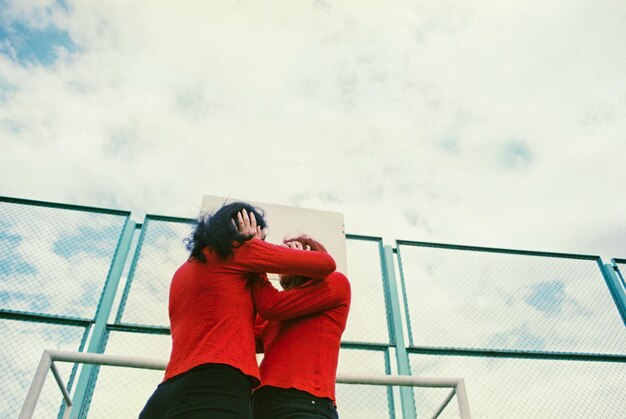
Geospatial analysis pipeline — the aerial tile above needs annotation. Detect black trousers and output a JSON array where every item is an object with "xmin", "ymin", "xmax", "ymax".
[
  {"xmin": 252, "ymin": 386, "xmax": 339, "ymax": 419},
  {"xmin": 139, "ymin": 363, "xmax": 253, "ymax": 419}
]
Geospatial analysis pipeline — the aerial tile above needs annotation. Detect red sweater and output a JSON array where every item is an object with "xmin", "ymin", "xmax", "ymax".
[
  {"xmin": 164, "ymin": 238, "xmax": 336, "ymax": 384},
  {"xmin": 252, "ymin": 271, "xmax": 351, "ymax": 402}
]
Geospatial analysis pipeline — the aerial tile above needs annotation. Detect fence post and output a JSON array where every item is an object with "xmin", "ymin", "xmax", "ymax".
[
  {"xmin": 382, "ymin": 245, "xmax": 417, "ymax": 419},
  {"xmin": 599, "ymin": 261, "xmax": 626, "ymax": 325},
  {"xmin": 70, "ymin": 218, "xmax": 136, "ymax": 418}
]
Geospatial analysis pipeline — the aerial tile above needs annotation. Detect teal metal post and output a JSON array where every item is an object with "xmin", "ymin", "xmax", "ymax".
[
  {"xmin": 70, "ymin": 218, "xmax": 137, "ymax": 418},
  {"xmin": 382, "ymin": 245, "xmax": 417, "ymax": 419},
  {"xmin": 600, "ymin": 261, "xmax": 626, "ymax": 325}
]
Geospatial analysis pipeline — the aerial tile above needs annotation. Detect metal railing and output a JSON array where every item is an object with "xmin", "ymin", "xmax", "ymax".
[{"xmin": 19, "ymin": 350, "xmax": 472, "ymax": 419}]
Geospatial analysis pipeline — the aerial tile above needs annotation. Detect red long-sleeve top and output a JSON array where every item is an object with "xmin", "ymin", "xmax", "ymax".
[
  {"xmin": 164, "ymin": 238, "xmax": 336, "ymax": 384},
  {"xmin": 252, "ymin": 271, "xmax": 351, "ymax": 402}
]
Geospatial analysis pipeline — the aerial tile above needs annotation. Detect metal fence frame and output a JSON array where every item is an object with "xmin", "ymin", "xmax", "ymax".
[
  {"xmin": 395, "ymin": 239, "xmax": 626, "ymax": 417},
  {"xmin": 0, "ymin": 197, "xmax": 133, "ymax": 419},
  {"xmin": 611, "ymin": 259, "xmax": 626, "ymax": 310}
]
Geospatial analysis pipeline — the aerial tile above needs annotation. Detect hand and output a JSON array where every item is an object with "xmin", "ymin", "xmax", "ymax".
[
  {"xmin": 283, "ymin": 235, "xmax": 327, "ymax": 253},
  {"xmin": 235, "ymin": 210, "xmax": 264, "ymax": 240},
  {"xmin": 282, "ymin": 240, "xmax": 311, "ymax": 251}
]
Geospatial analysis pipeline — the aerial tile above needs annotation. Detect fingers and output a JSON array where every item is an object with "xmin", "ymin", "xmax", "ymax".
[
  {"xmin": 236, "ymin": 210, "xmax": 257, "ymax": 239},
  {"xmin": 249, "ymin": 211, "xmax": 257, "ymax": 230},
  {"xmin": 283, "ymin": 241, "xmax": 311, "ymax": 251},
  {"xmin": 236, "ymin": 211, "xmax": 245, "ymax": 233},
  {"xmin": 254, "ymin": 225, "xmax": 264, "ymax": 240},
  {"xmin": 284, "ymin": 241, "xmax": 304, "ymax": 250},
  {"xmin": 283, "ymin": 235, "xmax": 327, "ymax": 253}
]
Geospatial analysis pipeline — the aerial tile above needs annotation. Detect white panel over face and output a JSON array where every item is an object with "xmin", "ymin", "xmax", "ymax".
[{"xmin": 201, "ymin": 195, "xmax": 347, "ymax": 277}]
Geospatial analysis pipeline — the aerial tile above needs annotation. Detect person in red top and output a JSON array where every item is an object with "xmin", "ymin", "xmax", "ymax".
[
  {"xmin": 139, "ymin": 203, "xmax": 336, "ymax": 419},
  {"xmin": 251, "ymin": 238, "xmax": 351, "ymax": 419}
]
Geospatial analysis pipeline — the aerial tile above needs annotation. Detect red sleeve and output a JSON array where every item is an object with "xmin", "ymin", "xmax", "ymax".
[
  {"xmin": 232, "ymin": 238, "xmax": 336, "ymax": 278},
  {"xmin": 254, "ymin": 314, "xmax": 267, "ymax": 354},
  {"xmin": 252, "ymin": 272, "xmax": 350, "ymax": 321}
]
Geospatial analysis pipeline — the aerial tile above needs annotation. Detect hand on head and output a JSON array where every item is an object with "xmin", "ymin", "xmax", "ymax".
[
  {"xmin": 234, "ymin": 210, "xmax": 265, "ymax": 241},
  {"xmin": 282, "ymin": 235, "xmax": 327, "ymax": 253},
  {"xmin": 282, "ymin": 240, "xmax": 311, "ymax": 251}
]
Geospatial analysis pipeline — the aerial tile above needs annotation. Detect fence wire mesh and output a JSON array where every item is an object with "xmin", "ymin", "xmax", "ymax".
[
  {"xmin": 86, "ymin": 330, "xmax": 171, "ymax": 418},
  {"xmin": 397, "ymin": 243, "xmax": 626, "ymax": 354},
  {"xmin": 116, "ymin": 216, "xmax": 192, "ymax": 326},
  {"xmin": 3, "ymin": 198, "xmax": 626, "ymax": 419},
  {"xmin": 409, "ymin": 353, "xmax": 626, "ymax": 419},
  {"xmin": 0, "ymin": 199, "xmax": 128, "ymax": 319},
  {"xmin": 0, "ymin": 318, "xmax": 86, "ymax": 419},
  {"xmin": 343, "ymin": 237, "xmax": 391, "ymax": 344},
  {"xmin": 336, "ymin": 347, "xmax": 394, "ymax": 418}
]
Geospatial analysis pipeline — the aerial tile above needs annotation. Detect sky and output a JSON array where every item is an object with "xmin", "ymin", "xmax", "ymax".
[
  {"xmin": 1, "ymin": 2, "xmax": 625, "ymax": 415},
  {"xmin": 1, "ymin": 0, "xmax": 625, "ymax": 260}
]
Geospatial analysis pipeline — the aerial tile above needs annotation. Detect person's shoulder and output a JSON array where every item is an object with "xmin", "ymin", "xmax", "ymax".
[
  {"xmin": 328, "ymin": 271, "xmax": 350, "ymax": 290},
  {"xmin": 328, "ymin": 271, "xmax": 348, "ymax": 281}
]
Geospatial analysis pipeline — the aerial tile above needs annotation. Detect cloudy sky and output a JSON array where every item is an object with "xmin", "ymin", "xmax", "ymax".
[{"xmin": 1, "ymin": 0, "xmax": 625, "ymax": 259}]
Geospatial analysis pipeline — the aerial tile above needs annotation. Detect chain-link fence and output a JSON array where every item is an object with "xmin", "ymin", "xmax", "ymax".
[
  {"xmin": 3, "ymin": 197, "xmax": 626, "ymax": 418},
  {"xmin": 0, "ymin": 197, "xmax": 129, "ymax": 419},
  {"xmin": 397, "ymin": 241, "xmax": 626, "ymax": 418},
  {"xmin": 115, "ymin": 216, "xmax": 193, "ymax": 327},
  {"xmin": 409, "ymin": 354, "xmax": 626, "ymax": 418}
]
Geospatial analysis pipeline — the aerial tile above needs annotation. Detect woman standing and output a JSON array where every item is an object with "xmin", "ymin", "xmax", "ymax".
[
  {"xmin": 251, "ymin": 237, "xmax": 351, "ymax": 419},
  {"xmin": 139, "ymin": 202, "xmax": 336, "ymax": 419}
]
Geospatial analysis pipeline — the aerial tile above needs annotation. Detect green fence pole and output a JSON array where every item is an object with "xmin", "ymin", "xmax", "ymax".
[
  {"xmin": 600, "ymin": 261, "xmax": 626, "ymax": 325},
  {"xmin": 70, "ymin": 218, "xmax": 136, "ymax": 418},
  {"xmin": 382, "ymin": 245, "xmax": 417, "ymax": 419}
]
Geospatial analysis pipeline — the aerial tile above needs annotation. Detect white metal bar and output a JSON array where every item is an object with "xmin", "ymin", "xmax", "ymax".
[
  {"xmin": 50, "ymin": 361, "xmax": 73, "ymax": 406},
  {"xmin": 337, "ymin": 374, "xmax": 461, "ymax": 388},
  {"xmin": 456, "ymin": 379, "xmax": 472, "ymax": 419},
  {"xmin": 47, "ymin": 349, "xmax": 167, "ymax": 370},
  {"xmin": 19, "ymin": 351, "xmax": 52, "ymax": 419},
  {"xmin": 430, "ymin": 388, "xmax": 456, "ymax": 419},
  {"xmin": 22, "ymin": 350, "xmax": 471, "ymax": 418}
]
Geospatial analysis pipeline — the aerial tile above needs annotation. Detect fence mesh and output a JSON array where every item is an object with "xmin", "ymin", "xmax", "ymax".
[
  {"xmin": 86, "ymin": 330, "xmax": 171, "ymax": 418},
  {"xmin": 409, "ymin": 353, "xmax": 626, "ymax": 419},
  {"xmin": 0, "ymin": 318, "xmax": 86, "ymax": 419},
  {"xmin": 0, "ymin": 200, "xmax": 127, "ymax": 319},
  {"xmin": 3, "ymin": 198, "xmax": 625, "ymax": 419},
  {"xmin": 336, "ymin": 348, "xmax": 394, "ymax": 419},
  {"xmin": 343, "ymin": 237, "xmax": 391, "ymax": 344},
  {"xmin": 398, "ymin": 243, "xmax": 626, "ymax": 354},
  {"xmin": 116, "ymin": 217, "xmax": 192, "ymax": 326}
]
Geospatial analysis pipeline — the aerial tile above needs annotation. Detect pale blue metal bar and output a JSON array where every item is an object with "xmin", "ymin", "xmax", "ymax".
[
  {"xmin": 70, "ymin": 217, "xmax": 136, "ymax": 418},
  {"xmin": 612, "ymin": 259, "xmax": 626, "ymax": 290},
  {"xmin": 601, "ymin": 260, "xmax": 626, "ymax": 325},
  {"xmin": 382, "ymin": 245, "xmax": 416, "ymax": 419}
]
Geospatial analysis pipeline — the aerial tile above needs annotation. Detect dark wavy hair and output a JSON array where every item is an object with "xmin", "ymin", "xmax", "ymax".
[{"xmin": 184, "ymin": 202, "xmax": 267, "ymax": 263}]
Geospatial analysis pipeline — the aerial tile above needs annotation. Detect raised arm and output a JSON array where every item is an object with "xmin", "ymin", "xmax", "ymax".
[
  {"xmin": 252, "ymin": 272, "xmax": 350, "ymax": 321},
  {"xmin": 234, "ymin": 239, "xmax": 336, "ymax": 277},
  {"xmin": 230, "ymin": 210, "xmax": 335, "ymax": 277}
]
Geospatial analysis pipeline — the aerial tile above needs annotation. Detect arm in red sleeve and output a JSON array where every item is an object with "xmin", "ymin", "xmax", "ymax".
[
  {"xmin": 233, "ymin": 238, "xmax": 336, "ymax": 278},
  {"xmin": 252, "ymin": 272, "xmax": 350, "ymax": 321},
  {"xmin": 254, "ymin": 314, "xmax": 267, "ymax": 354}
]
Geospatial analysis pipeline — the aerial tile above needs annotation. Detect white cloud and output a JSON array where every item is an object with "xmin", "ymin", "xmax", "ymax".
[{"xmin": 0, "ymin": 2, "xmax": 624, "ymax": 260}]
